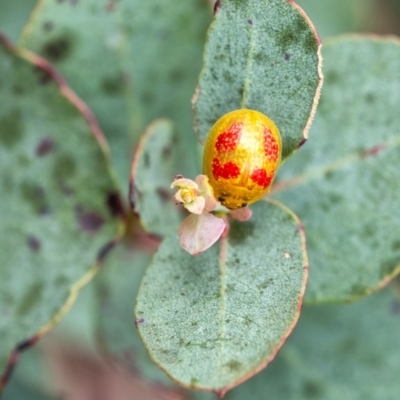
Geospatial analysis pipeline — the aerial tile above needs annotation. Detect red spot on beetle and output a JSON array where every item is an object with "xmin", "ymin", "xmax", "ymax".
[
  {"xmin": 215, "ymin": 123, "xmax": 243, "ymax": 153},
  {"xmin": 212, "ymin": 158, "xmax": 240, "ymax": 180},
  {"xmin": 263, "ymin": 127, "xmax": 279, "ymax": 161},
  {"xmin": 250, "ymin": 169, "xmax": 272, "ymax": 188}
]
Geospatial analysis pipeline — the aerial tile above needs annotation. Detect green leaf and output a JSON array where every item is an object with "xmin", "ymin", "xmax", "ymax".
[
  {"xmin": 273, "ymin": 36, "xmax": 400, "ymax": 304},
  {"xmin": 130, "ymin": 120, "xmax": 182, "ymax": 237},
  {"xmin": 203, "ymin": 288, "xmax": 400, "ymax": 400},
  {"xmin": 20, "ymin": 0, "xmax": 212, "ymax": 189},
  {"xmin": 193, "ymin": 0, "xmax": 322, "ymax": 160},
  {"xmin": 95, "ymin": 242, "xmax": 175, "ymax": 386},
  {"xmin": 0, "ymin": 38, "xmax": 121, "ymax": 374},
  {"xmin": 135, "ymin": 200, "xmax": 308, "ymax": 395}
]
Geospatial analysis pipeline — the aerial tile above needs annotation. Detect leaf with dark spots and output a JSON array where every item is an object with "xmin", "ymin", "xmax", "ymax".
[
  {"xmin": 273, "ymin": 37, "xmax": 400, "ymax": 304},
  {"xmin": 35, "ymin": 137, "xmax": 55, "ymax": 157},
  {"xmin": 194, "ymin": 0, "xmax": 322, "ymax": 161},
  {"xmin": 136, "ymin": 201, "xmax": 308, "ymax": 394},
  {"xmin": 0, "ymin": 37, "xmax": 120, "ymax": 376},
  {"xmin": 22, "ymin": 0, "xmax": 211, "ymax": 195},
  {"xmin": 130, "ymin": 120, "xmax": 182, "ymax": 236},
  {"xmin": 94, "ymin": 244, "xmax": 175, "ymax": 387}
]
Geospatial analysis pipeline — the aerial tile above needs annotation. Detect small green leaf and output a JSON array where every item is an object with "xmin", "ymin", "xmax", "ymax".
[
  {"xmin": 207, "ymin": 288, "xmax": 400, "ymax": 400},
  {"xmin": 0, "ymin": 38, "xmax": 121, "ymax": 373},
  {"xmin": 21, "ymin": 0, "xmax": 212, "ymax": 188},
  {"xmin": 135, "ymin": 200, "xmax": 308, "ymax": 395},
  {"xmin": 193, "ymin": 0, "xmax": 322, "ymax": 160},
  {"xmin": 130, "ymin": 120, "xmax": 182, "ymax": 237},
  {"xmin": 273, "ymin": 36, "xmax": 400, "ymax": 304},
  {"xmin": 95, "ymin": 242, "xmax": 175, "ymax": 386}
]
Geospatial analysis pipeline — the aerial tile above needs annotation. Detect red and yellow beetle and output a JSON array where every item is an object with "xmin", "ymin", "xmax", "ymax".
[{"xmin": 203, "ymin": 109, "xmax": 282, "ymax": 210}]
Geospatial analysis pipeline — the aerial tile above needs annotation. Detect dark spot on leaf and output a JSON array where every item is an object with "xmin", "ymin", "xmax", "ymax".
[
  {"xmin": 324, "ymin": 170, "xmax": 335, "ymax": 180},
  {"xmin": 390, "ymin": 300, "xmax": 400, "ymax": 316},
  {"xmin": 169, "ymin": 68, "xmax": 185, "ymax": 83},
  {"xmin": 134, "ymin": 318, "xmax": 144, "ymax": 327},
  {"xmin": 20, "ymin": 183, "xmax": 50, "ymax": 215},
  {"xmin": 36, "ymin": 137, "xmax": 55, "ymax": 156},
  {"xmin": 328, "ymin": 193, "xmax": 343, "ymax": 204},
  {"xmin": 229, "ymin": 220, "xmax": 255, "ymax": 245},
  {"xmin": 96, "ymin": 240, "xmax": 116, "ymax": 263},
  {"xmin": 302, "ymin": 381, "xmax": 323, "ymax": 398},
  {"xmin": 224, "ymin": 360, "xmax": 242, "ymax": 372},
  {"xmin": 191, "ymin": 321, "xmax": 197, "ymax": 326},
  {"xmin": 0, "ymin": 110, "xmax": 23, "ymax": 148},
  {"xmin": 285, "ymin": 52, "xmax": 291, "ymax": 60},
  {"xmin": 106, "ymin": 191, "xmax": 125, "ymax": 217},
  {"xmin": 33, "ymin": 66, "xmax": 52, "ymax": 85},
  {"xmin": 53, "ymin": 154, "xmax": 76, "ymax": 179},
  {"xmin": 58, "ymin": 180, "xmax": 74, "ymax": 197},
  {"xmin": 17, "ymin": 283, "xmax": 43, "ymax": 316},
  {"xmin": 42, "ymin": 37, "xmax": 72, "ymax": 62},
  {"xmin": 76, "ymin": 208, "xmax": 104, "ymax": 234},
  {"xmin": 365, "ymin": 93, "xmax": 375, "ymax": 103},
  {"xmin": 101, "ymin": 74, "xmax": 124, "ymax": 95},
  {"xmin": 297, "ymin": 138, "xmax": 307, "ymax": 149},
  {"xmin": 157, "ymin": 188, "xmax": 170, "ymax": 203},
  {"xmin": 162, "ymin": 146, "xmax": 172, "ymax": 159},
  {"xmin": 43, "ymin": 21, "xmax": 54, "ymax": 32},
  {"xmin": 26, "ymin": 235, "xmax": 41, "ymax": 252},
  {"xmin": 247, "ymin": 19, "xmax": 253, "ymax": 25},
  {"xmin": 143, "ymin": 152, "xmax": 150, "ymax": 168}
]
